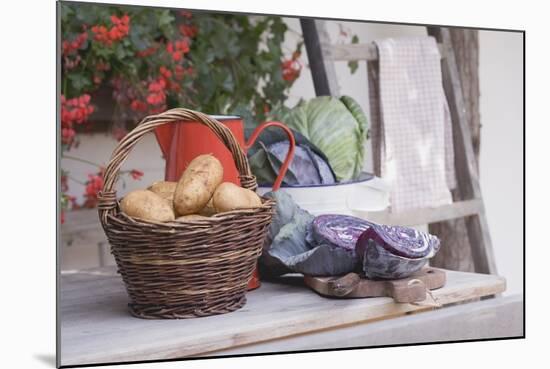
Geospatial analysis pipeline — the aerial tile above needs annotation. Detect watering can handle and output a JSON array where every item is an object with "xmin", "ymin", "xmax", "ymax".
[{"xmin": 244, "ymin": 121, "xmax": 295, "ymax": 191}]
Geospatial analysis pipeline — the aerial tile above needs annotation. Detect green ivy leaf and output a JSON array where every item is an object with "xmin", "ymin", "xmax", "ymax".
[
  {"xmin": 60, "ymin": 3, "xmax": 73, "ymax": 23},
  {"xmin": 347, "ymin": 35, "xmax": 360, "ymax": 74},
  {"xmin": 74, "ymin": 6, "xmax": 98, "ymax": 25},
  {"xmin": 157, "ymin": 10, "xmax": 174, "ymax": 27},
  {"xmin": 129, "ymin": 25, "xmax": 147, "ymax": 51},
  {"xmin": 222, "ymin": 73, "xmax": 235, "ymax": 92},
  {"xmin": 348, "ymin": 60, "xmax": 359, "ymax": 74},
  {"xmin": 68, "ymin": 73, "xmax": 92, "ymax": 92}
]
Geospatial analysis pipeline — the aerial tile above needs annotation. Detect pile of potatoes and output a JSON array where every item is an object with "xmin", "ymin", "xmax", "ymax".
[{"xmin": 120, "ymin": 154, "xmax": 262, "ymax": 223}]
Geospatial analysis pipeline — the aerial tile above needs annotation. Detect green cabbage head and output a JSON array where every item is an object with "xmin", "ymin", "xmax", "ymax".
[{"xmin": 270, "ymin": 95, "xmax": 368, "ymax": 181}]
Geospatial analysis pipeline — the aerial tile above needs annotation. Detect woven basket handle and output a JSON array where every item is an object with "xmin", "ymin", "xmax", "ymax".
[{"xmin": 97, "ymin": 108, "xmax": 256, "ymax": 221}]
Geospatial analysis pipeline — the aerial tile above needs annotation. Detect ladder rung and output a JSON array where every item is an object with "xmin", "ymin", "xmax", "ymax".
[
  {"xmin": 323, "ymin": 42, "xmax": 446, "ymax": 62},
  {"xmin": 358, "ymin": 198, "xmax": 483, "ymax": 226}
]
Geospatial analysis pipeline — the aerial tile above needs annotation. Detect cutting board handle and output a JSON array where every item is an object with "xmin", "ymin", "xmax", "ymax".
[
  {"xmin": 389, "ymin": 279, "xmax": 427, "ymax": 303},
  {"xmin": 327, "ymin": 273, "xmax": 361, "ymax": 297}
]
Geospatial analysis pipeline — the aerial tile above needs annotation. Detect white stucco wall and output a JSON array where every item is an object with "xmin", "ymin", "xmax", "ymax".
[
  {"xmin": 61, "ymin": 20, "xmax": 523, "ymax": 295},
  {"xmin": 478, "ymin": 30, "xmax": 523, "ymax": 296}
]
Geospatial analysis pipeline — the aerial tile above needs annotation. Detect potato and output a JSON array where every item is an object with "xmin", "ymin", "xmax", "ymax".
[
  {"xmin": 147, "ymin": 181, "xmax": 177, "ymax": 202},
  {"xmin": 120, "ymin": 190, "xmax": 175, "ymax": 222},
  {"xmin": 212, "ymin": 182, "xmax": 262, "ymax": 213},
  {"xmin": 175, "ymin": 214, "xmax": 210, "ymax": 222},
  {"xmin": 173, "ymin": 154, "xmax": 223, "ymax": 215},
  {"xmin": 199, "ymin": 198, "xmax": 217, "ymax": 216}
]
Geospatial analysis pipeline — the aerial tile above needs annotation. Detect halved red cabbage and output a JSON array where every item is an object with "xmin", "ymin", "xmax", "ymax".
[
  {"xmin": 356, "ymin": 224, "xmax": 441, "ymax": 279},
  {"xmin": 359, "ymin": 224, "xmax": 440, "ymax": 259},
  {"xmin": 260, "ymin": 192, "xmax": 358, "ymax": 277},
  {"xmin": 312, "ymin": 215, "xmax": 375, "ymax": 251},
  {"xmin": 356, "ymin": 235, "xmax": 430, "ymax": 279}
]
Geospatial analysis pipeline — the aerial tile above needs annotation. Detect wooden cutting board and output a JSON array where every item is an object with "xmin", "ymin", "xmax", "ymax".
[{"xmin": 304, "ymin": 267, "xmax": 446, "ymax": 303}]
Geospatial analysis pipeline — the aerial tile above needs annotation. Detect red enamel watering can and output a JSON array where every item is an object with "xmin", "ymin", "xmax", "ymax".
[{"xmin": 155, "ymin": 115, "xmax": 295, "ymax": 290}]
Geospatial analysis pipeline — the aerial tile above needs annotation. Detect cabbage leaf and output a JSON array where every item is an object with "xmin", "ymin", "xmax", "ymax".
[{"xmin": 259, "ymin": 191, "xmax": 358, "ymax": 277}]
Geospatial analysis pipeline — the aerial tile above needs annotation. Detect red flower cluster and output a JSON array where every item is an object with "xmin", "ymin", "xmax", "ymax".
[
  {"xmin": 128, "ymin": 76, "xmax": 168, "ymax": 115},
  {"xmin": 130, "ymin": 100, "xmax": 148, "ymax": 113},
  {"xmin": 83, "ymin": 172, "xmax": 104, "ymax": 208},
  {"xmin": 61, "ymin": 94, "xmax": 94, "ymax": 146},
  {"xmin": 92, "ymin": 60, "xmax": 110, "ymax": 85},
  {"xmin": 179, "ymin": 24, "xmax": 197, "ymax": 38},
  {"xmin": 63, "ymin": 32, "xmax": 88, "ymax": 56},
  {"xmin": 159, "ymin": 65, "xmax": 181, "ymax": 92},
  {"xmin": 61, "ymin": 95, "xmax": 94, "ymax": 124},
  {"xmin": 174, "ymin": 64, "xmax": 193, "ymax": 80},
  {"xmin": 95, "ymin": 61, "xmax": 110, "ymax": 72},
  {"xmin": 281, "ymin": 58, "xmax": 301, "ymax": 83},
  {"xmin": 166, "ymin": 39, "xmax": 189, "ymax": 62},
  {"xmin": 160, "ymin": 66, "xmax": 172, "ymax": 80},
  {"xmin": 92, "ymin": 14, "xmax": 130, "ymax": 47},
  {"xmin": 136, "ymin": 45, "xmax": 158, "ymax": 58},
  {"xmin": 146, "ymin": 78, "xmax": 167, "ymax": 106},
  {"xmin": 129, "ymin": 63, "xmax": 194, "ymax": 115},
  {"xmin": 62, "ymin": 127, "xmax": 76, "ymax": 146}
]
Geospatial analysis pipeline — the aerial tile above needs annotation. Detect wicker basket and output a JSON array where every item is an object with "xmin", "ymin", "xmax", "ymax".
[{"xmin": 97, "ymin": 108, "xmax": 275, "ymax": 319}]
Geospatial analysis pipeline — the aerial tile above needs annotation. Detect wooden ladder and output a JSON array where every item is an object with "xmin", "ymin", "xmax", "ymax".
[{"xmin": 300, "ymin": 19, "xmax": 497, "ymax": 275}]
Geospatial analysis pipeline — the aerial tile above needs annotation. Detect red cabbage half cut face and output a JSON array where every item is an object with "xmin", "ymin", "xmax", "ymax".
[
  {"xmin": 312, "ymin": 215, "xmax": 375, "ymax": 251},
  {"xmin": 360, "ymin": 224, "xmax": 440, "ymax": 259}
]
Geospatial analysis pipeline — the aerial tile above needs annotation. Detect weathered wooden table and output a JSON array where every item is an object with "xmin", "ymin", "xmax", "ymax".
[{"xmin": 59, "ymin": 267, "xmax": 521, "ymax": 367}]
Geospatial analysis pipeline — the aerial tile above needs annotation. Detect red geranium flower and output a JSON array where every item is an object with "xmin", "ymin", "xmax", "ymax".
[
  {"xmin": 281, "ymin": 59, "xmax": 302, "ymax": 82},
  {"xmin": 179, "ymin": 24, "xmax": 197, "ymax": 38},
  {"xmin": 92, "ymin": 14, "xmax": 130, "ymax": 47}
]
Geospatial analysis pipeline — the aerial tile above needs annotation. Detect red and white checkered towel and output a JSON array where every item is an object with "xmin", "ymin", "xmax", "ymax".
[{"xmin": 374, "ymin": 36, "xmax": 456, "ymax": 212}]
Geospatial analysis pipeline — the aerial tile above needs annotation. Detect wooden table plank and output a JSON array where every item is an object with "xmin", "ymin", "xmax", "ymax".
[
  {"xmin": 207, "ymin": 294, "xmax": 522, "ymax": 356},
  {"xmin": 60, "ymin": 267, "xmax": 505, "ymax": 366}
]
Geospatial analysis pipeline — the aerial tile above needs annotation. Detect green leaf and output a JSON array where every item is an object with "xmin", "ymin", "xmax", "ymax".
[
  {"xmin": 222, "ymin": 73, "xmax": 235, "ymax": 92},
  {"xmin": 157, "ymin": 10, "xmax": 175, "ymax": 27},
  {"xmin": 92, "ymin": 41, "xmax": 114, "ymax": 58},
  {"xmin": 348, "ymin": 35, "xmax": 360, "ymax": 74},
  {"xmin": 231, "ymin": 104, "xmax": 257, "ymax": 131},
  {"xmin": 75, "ymin": 6, "xmax": 99, "ymax": 25},
  {"xmin": 60, "ymin": 3, "xmax": 74, "ymax": 23},
  {"xmin": 115, "ymin": 44, "xmax": 126, "ymax": 59},
  {"xmin": 348, "ymin": 60, "xmax": 359, "ymax": 74},
  {"xmin": 68, "ymin": 73, "xmax": 91, "ymax": 92}
]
